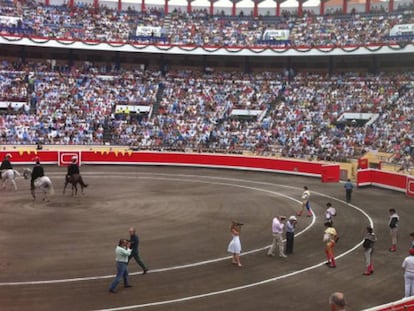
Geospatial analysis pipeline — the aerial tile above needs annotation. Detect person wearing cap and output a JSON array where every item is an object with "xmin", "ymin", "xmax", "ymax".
[
  {"xmin": 402, "ymin": 248, "xmax": 414, "ymax": 297},
  {"xmin": 66, "ymin": 156, "xmax": 88, "ymax": 188},
  {"xmin": 0, "ymin": 153, "xmax": 13, "ymax": 179},
  {"xmin": 31, "ymin": 157, "xmax": 45, "ymax": 198},
  {"xmin": 267, "ymin": 216, "xmax": 287, "ymax": 258},
  {"xmin": 324, "ymin": 222, "xmax": 338, "ymax": 268},
  {"xmin": 285, "ymin": 216, "xmax": 297, "ymax": 254}
]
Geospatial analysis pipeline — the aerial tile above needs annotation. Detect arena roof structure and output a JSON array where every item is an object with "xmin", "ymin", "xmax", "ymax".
[{"xmin": 48, "ymin": 0, "xmax": 409, "ymax": 16}]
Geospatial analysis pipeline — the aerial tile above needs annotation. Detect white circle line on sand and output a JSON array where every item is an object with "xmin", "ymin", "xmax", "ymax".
[
  {"xmin": 118, "ymin": 172, "xmax": 374, "ymax": 228},
  {"xmin": 88, "ymin": 173, "xmax": 373, "ymax": 311},
  {"xmin": 95, "ymin": 240, "xmax": 363, "ymax": 311},
  {"xmin": 0, "ymin": 174, "xmax": 315, "ymax": 286}
]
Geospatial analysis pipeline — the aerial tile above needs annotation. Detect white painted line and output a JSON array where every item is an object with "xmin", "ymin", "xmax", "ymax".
[
  {"xmin": 93, "ymin": 221, "xmax": 369, "ymax": 311},
  {"xmin": 4, "ymin": 171, "xmax": 373, "ymax": 311},
  {"xmin": 88, "ymin": 173, "xmax": 373, "ymax": 311},
  {"xmin": 0, "ymin": 175, "xmax": 315, "ymax": 286}
]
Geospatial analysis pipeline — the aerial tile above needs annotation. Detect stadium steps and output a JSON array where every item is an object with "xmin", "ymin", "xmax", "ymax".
[
  {"xmin": 102, "ymin": 126, "xmax": 112, "ymax": 144},
  {"xmin": 151, "ymin": 82, "xmax": 165, "ymax": 116},
  {"xmin": 163, "ymin": 15, "xmax": 172, "ymax": 34}
]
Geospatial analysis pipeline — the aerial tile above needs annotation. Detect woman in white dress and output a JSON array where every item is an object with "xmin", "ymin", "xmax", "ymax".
[{"xmin": 227, "ymin": 221, "xmax": 243, "ymax": 267}]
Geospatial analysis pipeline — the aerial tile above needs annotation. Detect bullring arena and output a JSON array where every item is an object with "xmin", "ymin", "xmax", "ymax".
[
  {"xmin": 0, "ymin": 149, "xmax": 413, "ymax": 311},
  {"xmin": 1, "ymin": 0, "xmax": 414, "ymax": 308}
]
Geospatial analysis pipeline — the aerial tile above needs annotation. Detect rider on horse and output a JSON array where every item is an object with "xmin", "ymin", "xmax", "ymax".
[
  {"xmin": 31, "ymin": 157, "xmax": 45, "ymax": 198},
  {"xmin": 67, "ymin": 156, "xmax": 88, "ymax": 188},
  {"xmin": 0, "ymin": 153, "xmax": 13, "ymax": 179}
]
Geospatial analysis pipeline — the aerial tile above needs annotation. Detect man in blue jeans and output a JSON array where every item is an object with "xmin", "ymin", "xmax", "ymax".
[
  {"xmin": 344, "ymin": 179, "xmax": 354, "ymax": 203},
  {"xmin": 109, "ymin": 239, "xmax": 133, "ymax": 293},
  {"xmin": 128, "ymin": 227, "xmax": 149, "ymax": 275}
]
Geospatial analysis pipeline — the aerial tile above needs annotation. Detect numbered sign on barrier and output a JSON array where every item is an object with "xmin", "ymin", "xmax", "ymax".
[
  {"xmin": 58, "ymin": 151, "xmax": 81, "ymax": 167},
  {"xmin": 406, "ymin": 177, "xmax": 414, "ymax": 198}
]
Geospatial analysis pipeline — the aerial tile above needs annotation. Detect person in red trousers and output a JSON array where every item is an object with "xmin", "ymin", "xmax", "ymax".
[
  {"xmin": 362, "ymin": 226, "xmax": 377, "ymax": 275},
  {"xmin": 323, "ymin": 222, "xmax": 338, "ymax": 268}
]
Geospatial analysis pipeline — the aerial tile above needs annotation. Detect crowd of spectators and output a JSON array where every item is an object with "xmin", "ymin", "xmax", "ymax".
[
  {"xmin": 0, "ymin": 59, "xmax": 160, "ymax": 145},
  {"xmin": 0, "ymin": 1, "xmax": 413, "ymax": 47},
  {"xmin": 1, "ymin": 59, "xmax": 413, "ymax": 165}
]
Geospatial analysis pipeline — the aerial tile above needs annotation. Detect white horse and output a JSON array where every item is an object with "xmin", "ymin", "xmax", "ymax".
[
  {"xmin": 23, "ymin": 168, "xmax": 54, "ymax": 201},
  {"xmin": 1, "ymin": 169, "xmax": 21, "ymax": 191}
]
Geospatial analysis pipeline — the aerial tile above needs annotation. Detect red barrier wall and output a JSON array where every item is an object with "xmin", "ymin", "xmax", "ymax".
[
  {"xmin": 0, "ymin": 150, "xmax": 340, "ymax": 182},
  {"xmin": 357, "ymin": 169, "xmax": 409, "ymax": 194},
  {"xmin": 0, "ymin": 150, "xmax": 58, "ymax": 164},
  {"xmin": 362, "ymin": 297, "xmax": 414, "ymax": 311}
]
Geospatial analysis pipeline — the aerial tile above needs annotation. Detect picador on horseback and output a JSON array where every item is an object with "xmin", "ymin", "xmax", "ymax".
[
  {"xmin": 31, "ymin": 157, "xmax": 44, "ymax": 198},
  {"xmin": 66, "ymin": 156, "xmax": 88, "ymax": 188},
  {"xmin": 0, "ymin": 153, "xmax": 13, "ymax": 179}
]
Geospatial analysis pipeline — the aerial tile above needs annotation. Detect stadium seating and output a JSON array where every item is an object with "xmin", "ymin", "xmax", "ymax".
[
  {"xmin": 0, "ymin": 59, "xmax": 413, "ymax": 168},
  {"xmin": 0, "ymin": 2, "xmax": 413, "ymax": 47}
]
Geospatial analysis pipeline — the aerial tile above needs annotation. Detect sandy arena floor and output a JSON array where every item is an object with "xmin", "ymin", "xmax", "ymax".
[{"xmin": 0, "ymin": 165, "xmax": 412, "ymax": 311}]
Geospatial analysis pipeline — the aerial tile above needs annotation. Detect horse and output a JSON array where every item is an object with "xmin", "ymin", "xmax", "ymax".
[
  {"xmin": 63, "ymin": 174, "xmax": 85, "ymax": 196},
  {"xmin": 23, "ymin": 168, "xmax": 54, "ymax": 201},
  {"xmin": 1, "ymin": 169, "xmax": 21, "ymax": 191}
]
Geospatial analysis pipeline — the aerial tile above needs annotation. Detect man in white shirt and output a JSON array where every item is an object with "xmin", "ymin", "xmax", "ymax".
[
  {"xmin": 325, "ymin": 202, "xmax": 336, "ymax": 225},
  {"xmin": 109, "ymin": 239, "xmax": 133, "ymax": 293},
  {"xmin": 402, "ymin": 248, "xmax": 414, "ymax": 298},
  {"xmin": 388, "ymin": 208, "xmax": 399, "ymax": 252},
  {"xmin": 297, "ymin": 186, "xmax": 312, "ymax": 217},
  {"xmin": 267, "ymin": 216, "xmax": 287, "ymax": 258}
]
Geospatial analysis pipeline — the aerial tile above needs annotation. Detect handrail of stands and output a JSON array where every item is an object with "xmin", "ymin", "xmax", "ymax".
[{"xmin": 0, "ymin": 32, "xmax": 411, "ymax": 50}]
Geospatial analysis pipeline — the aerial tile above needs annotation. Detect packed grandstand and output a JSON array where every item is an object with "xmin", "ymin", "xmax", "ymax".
[
  {"xmin": 0, "ymin": 0, "xmax": 413, "ymax": 169},
  {"xmin": 0, "ymin": 0, "xmax": 413, "ymax": 46}
]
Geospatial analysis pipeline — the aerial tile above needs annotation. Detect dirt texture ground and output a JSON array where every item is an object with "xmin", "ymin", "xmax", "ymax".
[{"xmin": 0, "ymin": 165, "xmax": 412, "ymax": 311}]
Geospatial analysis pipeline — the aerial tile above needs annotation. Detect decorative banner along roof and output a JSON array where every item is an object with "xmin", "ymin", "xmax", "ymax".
[{"xmin": 0, "ymin": 34, "xmax": 413, "ymax": 56}]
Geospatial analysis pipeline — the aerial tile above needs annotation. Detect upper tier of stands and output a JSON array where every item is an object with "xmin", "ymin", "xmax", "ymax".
[{"xmin": 0, "ymin": 1, "xmax": 413, "ymax": 47}]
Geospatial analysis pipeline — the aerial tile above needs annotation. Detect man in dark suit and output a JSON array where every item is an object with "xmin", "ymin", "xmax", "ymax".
[{"xmin": 128, "ymin": 227, "xmax": 149, "ymax": 275}]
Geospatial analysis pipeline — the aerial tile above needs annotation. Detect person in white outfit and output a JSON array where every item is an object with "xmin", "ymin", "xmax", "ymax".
[
  {"xmin": 297, "ymin": 186, "xmax": 312, "ymax": 217},
  {"xmin": 227, "ymin": 221, "xmax": 243, "ymax": 267},
  {"xmin": 389, "ymin": 208, "xmax": 399, "ymax": 252},
  {"xmin": 325, "ymin": 202, "xmax": 336, "ymax": 225},
  {"xmin": 267, "ymin": 216, "xmax": 287, "ymax": 258},
  {"xmin": 402, "ymin": 248, "xmax": 414, "ymax": 297}
]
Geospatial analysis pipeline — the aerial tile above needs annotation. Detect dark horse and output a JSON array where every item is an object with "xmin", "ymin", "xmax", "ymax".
[{"xmin": 63, "ymin": 174, "xmax": 86, "ymax": 196}]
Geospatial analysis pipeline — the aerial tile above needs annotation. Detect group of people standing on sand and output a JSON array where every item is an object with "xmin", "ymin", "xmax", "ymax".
[{"xmin": 226, "ymin": 184, "xmax": 414, "ymax": 300}]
